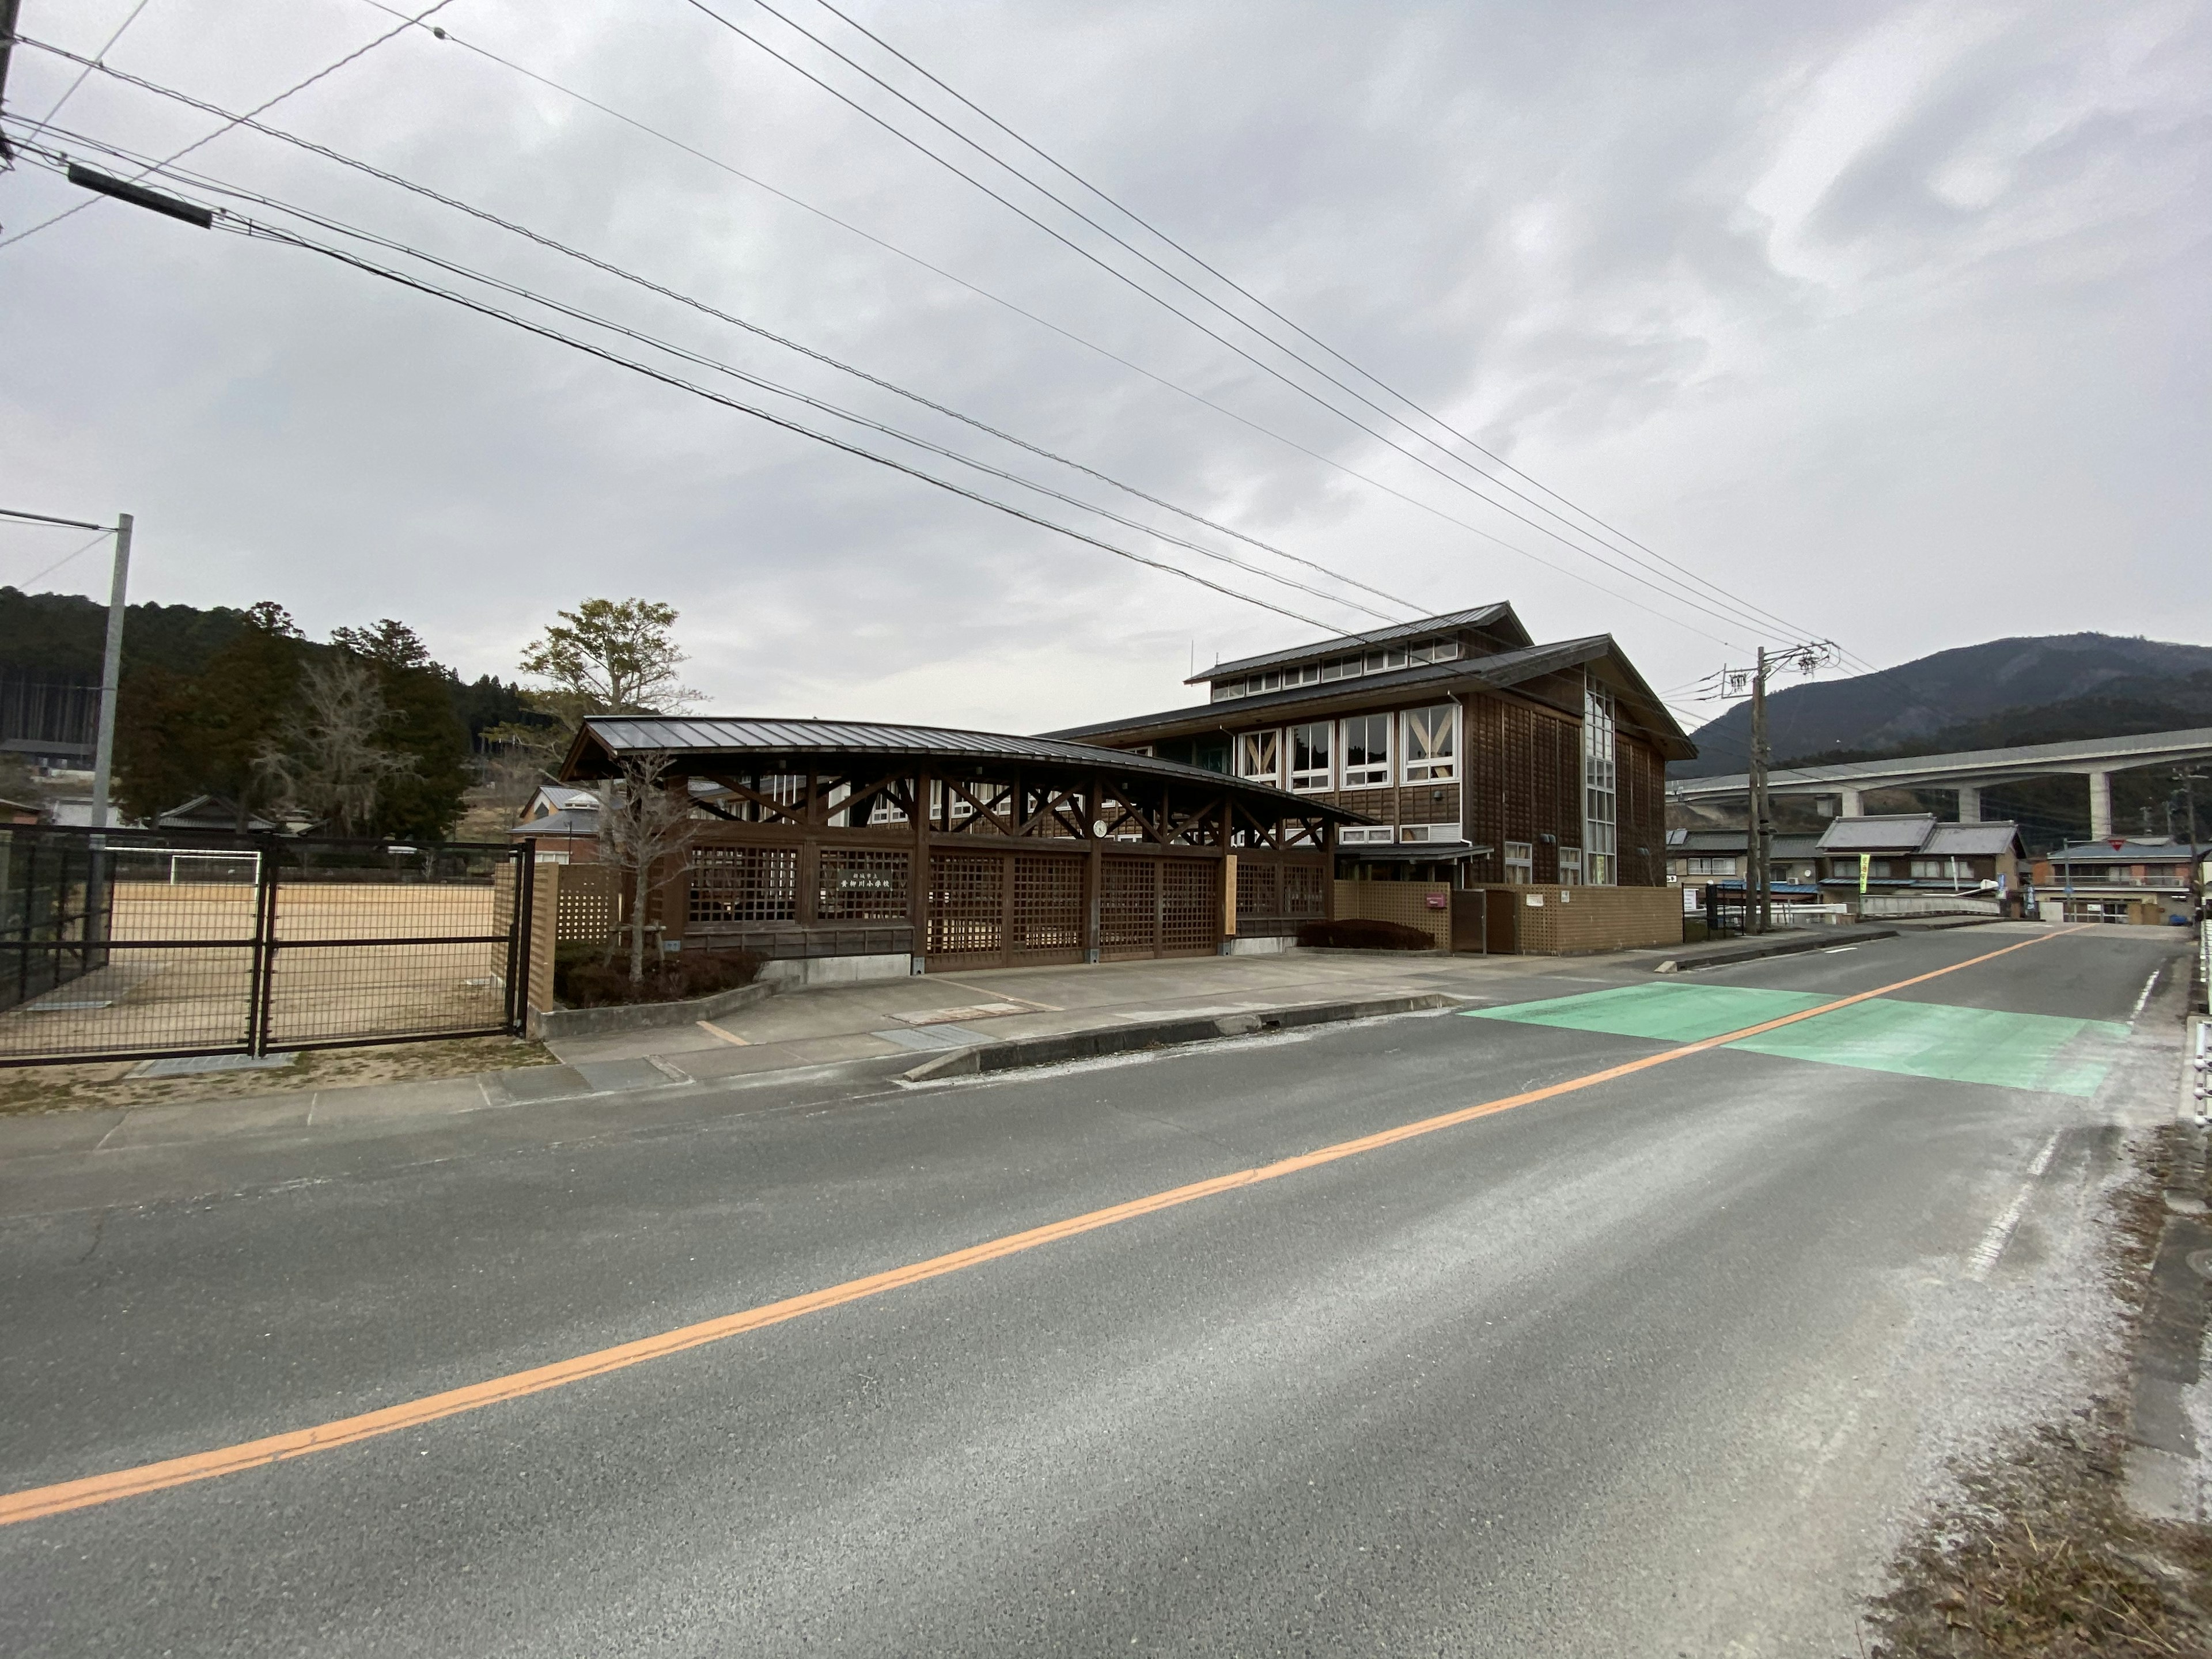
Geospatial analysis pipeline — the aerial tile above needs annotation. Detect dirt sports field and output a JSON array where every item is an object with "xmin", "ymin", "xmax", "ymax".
[{"xmin": 0, "ymin": 878, "xmax": 517, "ymax": 1062}]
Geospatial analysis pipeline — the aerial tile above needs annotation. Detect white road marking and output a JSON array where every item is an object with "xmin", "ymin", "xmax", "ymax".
[
  {"xmin": 1821, "ymin": 947, "xmax": 1857, "ymax": 955},
  {"xmin": 2130, "ymin": 967, "xmax": 2162, "ymax": 1025},
  {"xmin": 1968, "ymin": 1131, "xmax": 2061, "ymax": 1282}
]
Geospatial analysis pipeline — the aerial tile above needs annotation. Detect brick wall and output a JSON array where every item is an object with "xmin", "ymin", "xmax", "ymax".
[
  {"xmin": 1481, "ymin": 882, "xmax": 1682, "ymax": 955},
  {"xmin": 1331, "ymin": 880, "xmax": 1453, "ymax": 949}
]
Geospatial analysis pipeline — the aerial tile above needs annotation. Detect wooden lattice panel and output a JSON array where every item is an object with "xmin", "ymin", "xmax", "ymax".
[
  {"xmin": 688, "ymin": 847, "xmax": 797, "ymax": 925},
  {"xmin": 819, "ymin": 848, "xmax": 909, "ymax": 921},
  {"xmin": 1010, "ymin": 854, "xmax": 1084, "ymax": 956},
  {"xmin": 1099, "ymin": 857, "xmax": 1157, "ymax": 958},
  {"xmin": 1282, "ymin": 863, "xmax": 1326, "ymax": 917},
  {"xmin": 927, "ymin": 853, "xmax": 1003, "ymax": 957},
  {"xmin": 1159, "ymin": 859, "xmax": 1219, "ymax": 956},
  {"xmin": 1236, "ymin": 859, "xmax": 1278, "ymax": 919}
]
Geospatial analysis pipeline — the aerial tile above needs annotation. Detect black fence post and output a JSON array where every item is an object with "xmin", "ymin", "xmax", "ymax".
[
  {"xmin": 246, "ymin": 838, "xmax": 281, "ymax": 1056},
  {"xmin": 508, "ymin": 843, "xmax": 536, "ymax": 1035}
]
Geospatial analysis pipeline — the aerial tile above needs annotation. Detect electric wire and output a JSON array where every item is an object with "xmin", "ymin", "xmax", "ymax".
[
  {"xmin": 792, "ymin": 0, "xmax": 1878, "ymax": 673},
  {"xmin": 678, "ymin": 0, "xmax": 1790, "ymax": 650},
  {"xmin": 11, "ymin": 124, "xmax": 1415, "ymax": 637},
  {"xmin": 0, "ymin": 0, "xmax": 453, "ymax": 251},
  {"xmin": 24, "ymin": 0, "xmax": 154, "ymax": 138},
  {"xmin": 2, "ymin": 135, "xmax": 1386, "ymax": 643},
  {"xmin": 12, "ymin": 528, "xmax": 114, "ymax": 590},
  {"xmin": 702, "ymin": 0, "xmax": 1839, "ymax": 656},
  {"xmin": 344, "ymin": 2, "xmax": 1779, "ymax": 652},
  {"xmin": 11, "ymin": 36, "xmax": 1426, "ymax": 627}
]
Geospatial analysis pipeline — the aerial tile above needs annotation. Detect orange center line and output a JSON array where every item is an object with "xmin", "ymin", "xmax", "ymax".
[{"xmin": 0, "ymin": 926, "xmax": 2084, "ymax": 1528}]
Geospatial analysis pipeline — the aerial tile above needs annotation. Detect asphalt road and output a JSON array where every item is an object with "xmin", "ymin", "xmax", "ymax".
[{"xmin": 0, "ymin": 923, "xmax": 2191, "ymax": 1656}]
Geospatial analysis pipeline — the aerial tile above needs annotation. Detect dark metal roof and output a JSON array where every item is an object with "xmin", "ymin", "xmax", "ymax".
[
  {"xmin": 2047, "ymin": 838, "xmax": 2196, "ymax": 863},
  {"xmin": 1191, "ymin": 603, "xmax": 1524, "ymax": 684},
  {"xmin": 560, "ymin": 716, "xmax": 1366, "ymax": 820},
  {"xmin": 1049, "ymin": 634, "xmax": 1694, "ymax": 758}
]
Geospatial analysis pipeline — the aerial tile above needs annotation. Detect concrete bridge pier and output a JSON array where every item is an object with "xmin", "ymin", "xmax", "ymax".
[
  {"xmin": 2088, "ymin": 770, "xmax": 2113, "ymax": 842},
  {"xmin": 1956, "ymin": 784, "xmax": 1981, "ymax": 823}
]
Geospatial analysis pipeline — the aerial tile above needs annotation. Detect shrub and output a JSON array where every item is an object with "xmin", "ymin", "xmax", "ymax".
[
  {"xmin": 1294, "ymin": 918, "xmax": 1437, "ymax": 950},
  {"xmin": 554, "ymin": 942, "xmax": 763, "ymax": 1007}
]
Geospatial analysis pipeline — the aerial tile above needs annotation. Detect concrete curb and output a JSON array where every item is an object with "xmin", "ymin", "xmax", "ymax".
[
  {"xmin": 900, "ymin": 992, "xmax": 1453, "ymax": 1082},
  {"xmin": 532, "ymin": 978, "xmax": 774, "ymax": 1040},
  {"xmin": 1652, "ymin": 927, "xmax": 1899, "ymax": 974}
]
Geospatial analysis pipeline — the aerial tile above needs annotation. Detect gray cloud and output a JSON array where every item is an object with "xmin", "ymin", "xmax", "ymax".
[{"xmin": 1, "ymin": 0, "xmax": 2205, "ymax": 736}]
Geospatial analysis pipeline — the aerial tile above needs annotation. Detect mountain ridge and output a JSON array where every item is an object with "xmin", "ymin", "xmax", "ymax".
[{"xmin": 1674, "ymin": 633, "xmax": 2212, "ymax": 778}]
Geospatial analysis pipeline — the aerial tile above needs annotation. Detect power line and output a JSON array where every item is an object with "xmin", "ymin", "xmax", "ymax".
[
  {"xmin": 0, "ymin": 0, "xmax": 452, "ymax": 251},
  {"xmin": 0, "ymin": 506, "xmax": 108, "ymax": 531},
  {"xmin": 794, "ymin": 0, "xmax": 1878, "ymax": 673},
  {"xmin": 12, "ymin": 35, "xmax": 1425, "ymax": 628},
  {"xmin": 679, "ymin": 0, "xmax": 1795, "ymax": 650},
  {"xmin": 12, "ymin": 527, "xmax": 113, "ymax": 589},
  {"xmin": 343, "ymin": 2, "xmax": 1786, "ymax": 652},
  {"xmin": 10, "ymin": 117, "xmax": 1409, "ymax": 635},
  {"xmin": 702, "ymin": 0, "xmax": 1845, "ymax": 656},
  {"xmin": 7, "ymin": 134, "xmax": 1391, "ymax": 644},
  {"xmin": 24, "ymin": 0, "xmax": 154, "ymax": 137}
]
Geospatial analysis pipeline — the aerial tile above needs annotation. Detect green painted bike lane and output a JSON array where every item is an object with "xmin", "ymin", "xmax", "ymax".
[{"xmin": 1464, "ymin": 983, "xmax": 2126, "ymax": 1097}]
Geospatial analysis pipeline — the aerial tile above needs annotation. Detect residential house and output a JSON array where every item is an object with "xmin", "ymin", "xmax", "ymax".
[
  {"xmin": 1815, "ymin": 815, "xmax": 2025, "ymax": 911},
  {"xmin": 2031, "ymin": 838, "xmax": 2199, "ymax": 925}
]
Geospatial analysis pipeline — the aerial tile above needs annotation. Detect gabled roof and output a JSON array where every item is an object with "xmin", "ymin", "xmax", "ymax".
[
  {"xmin": 1050, "ymin": 632, "xmax": 1695, "ymax": 760},
  {"xmin": 1925, "ymin": 822, "xmax": 2024, "ymax": 857},
  {"xmin": 1191, "ymin": 603, "xmax": 1527, "ymax": 684},
  {"xmin": 2047, "ymin": 838, "xmax": 2194, "ymax": 863},
  {"xmin": 1816, "ymin": 814, "xmax": 1938, "ymax": 853},
  {"xmin": 559, "ymin": 716, "xmax": 1367, "ymax": 821}
]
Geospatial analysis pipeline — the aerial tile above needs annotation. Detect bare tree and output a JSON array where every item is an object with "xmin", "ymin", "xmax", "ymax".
[
  {"xmin": 597, "ymin": 749, "xmax": 696, "ymax": 987},
  {"xmin": 255, "ymin": 654, "xmax": 419, "ymax": 836}
]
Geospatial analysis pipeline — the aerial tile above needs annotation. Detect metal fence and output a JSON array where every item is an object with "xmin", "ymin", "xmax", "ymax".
[{"xmin": 0, "ymin": 825, "xmax": 532, "ymax": 1066}]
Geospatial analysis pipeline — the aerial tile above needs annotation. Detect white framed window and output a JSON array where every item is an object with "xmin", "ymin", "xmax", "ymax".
[
  {"xmin": 1340, "ymin": 713, "xmax": 1392, "ymax": 787},
  {"xmin": 1558, "ymin": 847, "xmax": 1584, "ymax": 885},
  {"xmin": 1234, "ymin": 729, "xmax": 1282, "ymax": 786},
  {"xmin": 1582, "ymin": 677, "xmax": 1617, "ymax": 886},
  {"xmin": 1339, "ymin": 825, "xmax": 1395, "ymax": 845},
  {"xmin": 1398, "ymin": 823, "xmax": 1457, "ymax": 843},
  {"xmin": 1402, "ymin": 703, "xmax": 1457, "ymax": 782},
  {"xmin": 1289, "ymin": 721, "xmax": 1332, "ymax": 791},
  {"xmin": 1682, "ymin": 856, "xmax": 1738, "ymax": 876},
  {"xmin": 1909, "ymin": 859, "xmax": 1944, "ymax": 879},
  {"xmin": 1505, "ymin": 840, "xmax": 1533, "ymax": 884}
]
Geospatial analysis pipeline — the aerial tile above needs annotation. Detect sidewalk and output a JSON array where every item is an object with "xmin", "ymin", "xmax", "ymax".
[
  {"xmin": 539, "ymin": 946, "xmax": 1628, "ymax": 1075},
  {"xmin": 0, "ymin": 946, "xmax": 1647, "ymax": 1157}
]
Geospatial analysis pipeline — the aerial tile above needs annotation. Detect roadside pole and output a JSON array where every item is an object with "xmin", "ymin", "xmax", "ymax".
[
  {"xmin": 1749, "ymin": 646, "xmax": 1770, "ymax": 935},
  {"xmin": 89, "ymin": 513, "xmax": 132, "ymax": 829},
  {"xmin": 84, "ymin": 513, "xmax": 131, "ymax": 960}
]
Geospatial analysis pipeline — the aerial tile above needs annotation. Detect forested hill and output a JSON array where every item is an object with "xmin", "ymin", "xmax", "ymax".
[
  {"xmin": 1674, "ymin": 633, "xmax": 2212, "ymax": 778},
  {"xmin": 0, "ymin": 586, "xmax": 534, "ymax": 740}
]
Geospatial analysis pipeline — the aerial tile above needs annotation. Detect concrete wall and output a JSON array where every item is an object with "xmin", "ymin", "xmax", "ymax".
[
  {"xmin": 1332, "ymin": 881, "xmax": 1453, "ymax": 949},
  {"xmin": 1485, "ymin": 882, "xmax": 1683, "ymax": 955},
  {"xmin": 755, "ymin": 953, "xmax": 914, "ymax": 990}
]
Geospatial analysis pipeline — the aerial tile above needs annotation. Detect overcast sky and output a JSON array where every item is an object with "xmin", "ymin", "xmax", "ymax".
[{"xmin": 2, "ymin": 0, "xmax": 2205, "ymax": 737}]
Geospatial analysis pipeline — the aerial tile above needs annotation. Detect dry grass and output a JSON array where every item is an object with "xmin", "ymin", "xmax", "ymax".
[
  {"xmin": 1864, "ymin": 1127, "xmax": 2212, "ymax": 1657},
  {"xmin": 0, "ymin": 1033, "xmax": 556, "ymax": 1117}
]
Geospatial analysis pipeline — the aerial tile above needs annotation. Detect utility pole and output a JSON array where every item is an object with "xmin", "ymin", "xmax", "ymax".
[
  {"xmin": 1749, "ymin": 646, "xmax": 1770, "ymax": 934},
  {"xmin": 1703, "ymin": 641, "xmax": 1839, "ymax": 937},
  {"xmin": 2179, "ymin": 768, "xmax": 2205, "ymax": 923},
  {"xmin": 89, "ymin": 513, "xmax": 132, "ymax": 830}
]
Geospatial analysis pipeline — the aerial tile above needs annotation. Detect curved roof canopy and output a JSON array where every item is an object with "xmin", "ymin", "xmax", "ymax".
[{"xmin": 559, "ymin": 716, "xmax": 1368, "ymax": 822}]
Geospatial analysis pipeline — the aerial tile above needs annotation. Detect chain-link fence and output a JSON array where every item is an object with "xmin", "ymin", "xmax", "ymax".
[{"xmin": 0, "ymin": 826, "xmax": 531, "ymax": 1066}]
